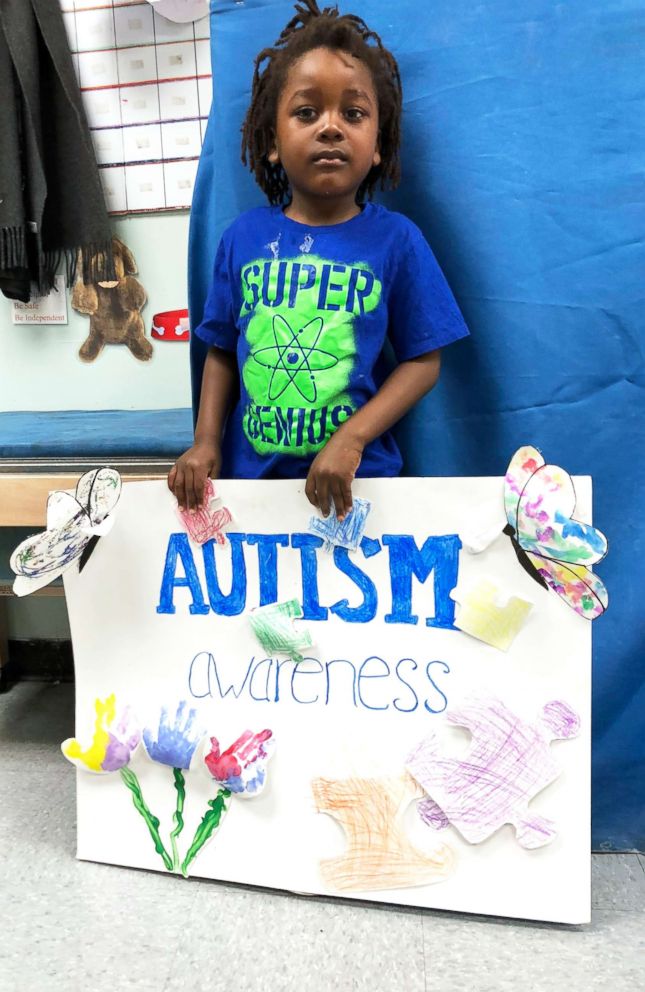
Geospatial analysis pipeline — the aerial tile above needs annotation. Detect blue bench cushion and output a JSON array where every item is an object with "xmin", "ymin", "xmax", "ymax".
[{"xmin": 0, "ymin": 409, "xmax": 193, "ymax": 459}]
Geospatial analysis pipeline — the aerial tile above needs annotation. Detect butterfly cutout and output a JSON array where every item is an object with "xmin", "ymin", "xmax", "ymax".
[
  {"xmin": 10, "ymin": 468, "xmax": 122, "ymax": 597},
  {"xmin": 503, "ymin": 446, "xmax": 608, "ymax": 619}
]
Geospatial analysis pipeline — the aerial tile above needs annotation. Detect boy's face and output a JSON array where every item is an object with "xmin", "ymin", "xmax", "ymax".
[{"xmin": 269, "ymin": 46, "xmax": 381, "ymax": 213}]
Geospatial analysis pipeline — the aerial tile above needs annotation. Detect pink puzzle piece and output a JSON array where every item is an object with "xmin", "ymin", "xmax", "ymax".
[
  {"xmin": 406, "ymin": 698, "xmax": 580, "ymax": 849},
  {"xmin": 177, "ymin": 478, "xmax": 232, "ymax": 545}
]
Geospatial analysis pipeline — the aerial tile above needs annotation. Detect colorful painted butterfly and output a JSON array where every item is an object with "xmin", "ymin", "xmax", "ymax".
[
  {"xmin": 10, "ymin": 468, "xmax": 121, "ymax": 596},
  {"xmin": 503, "ymin": 446, "xmax": 608, "ymax": 619}
]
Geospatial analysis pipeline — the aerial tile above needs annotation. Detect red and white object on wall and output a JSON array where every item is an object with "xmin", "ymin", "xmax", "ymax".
[{"xmin": 151, "ymin": 309, "xmax": 190, "ymax": 342}]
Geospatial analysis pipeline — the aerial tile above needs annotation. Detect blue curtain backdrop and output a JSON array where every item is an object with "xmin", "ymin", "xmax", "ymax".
[{"xmin": 189, "ymin": 0, "xmax": 644, "ymax": 849}]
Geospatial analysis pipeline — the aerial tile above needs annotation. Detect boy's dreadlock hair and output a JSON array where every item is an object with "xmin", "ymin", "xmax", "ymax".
[{"xmin": 241, "ymin": 0, "xmax": 402, "ymax": 205}]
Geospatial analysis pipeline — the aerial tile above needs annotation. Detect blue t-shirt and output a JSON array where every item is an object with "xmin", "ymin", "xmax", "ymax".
[{"xmin": 195, "ymin": 202, "xmax": 469, "ymax": 479}]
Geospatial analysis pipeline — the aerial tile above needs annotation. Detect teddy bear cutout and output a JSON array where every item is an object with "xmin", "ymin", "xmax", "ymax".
[{"xmin": 72, "ymin": 237, "xmax": 153, "ymax": 363}]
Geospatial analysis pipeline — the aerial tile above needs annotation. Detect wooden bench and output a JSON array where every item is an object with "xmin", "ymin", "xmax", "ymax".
[
  {"xmin": 0, "ymin": 407, "xmax": 194, "ymax": 687},
  {"xmin": 0, "ymin": 458, "xmax": 175, "ymax": 688}
]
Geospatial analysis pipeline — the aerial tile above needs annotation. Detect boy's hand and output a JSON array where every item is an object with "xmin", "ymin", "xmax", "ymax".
[
  {"xmin": 305, "ymin": 434, "xmax": 364, "ymax": 521},
  {"xmin": 168, "ymin": 440, "xmax": 221, "ymax": 511}
]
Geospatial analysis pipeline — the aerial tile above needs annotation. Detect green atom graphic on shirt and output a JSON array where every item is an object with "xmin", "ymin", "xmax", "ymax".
[
  {"xmin": 240, "ymin": 254, "xmax": 382, "ymax": 457},
  {"xmin": 253, "ymin": 314, "xmax": 337, "ymax": 404}
]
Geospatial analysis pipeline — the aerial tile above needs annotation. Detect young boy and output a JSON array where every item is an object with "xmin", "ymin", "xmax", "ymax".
[{"xmin": 169, "ymin": 0, "xmax": 469, "ymax": 520}]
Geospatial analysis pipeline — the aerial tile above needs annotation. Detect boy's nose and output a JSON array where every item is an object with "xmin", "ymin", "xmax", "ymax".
[{"xmin": 317, "ymin": 115, "xmax": 344, "ymax": 141}]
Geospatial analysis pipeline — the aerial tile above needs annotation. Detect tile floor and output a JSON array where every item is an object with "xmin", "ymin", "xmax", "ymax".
[{"xmin": 1, "ymin": 682, "xmax": 643, "ymax": 992}]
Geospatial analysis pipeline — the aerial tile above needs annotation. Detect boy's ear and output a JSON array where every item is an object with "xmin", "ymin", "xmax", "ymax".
[
  {"xmin": 372, "ymin": 133, "xmax": 382, "ymax": 168},
  {"xmin": 268, "ymin": 131, "xmax": 279, "ymax": 165}
]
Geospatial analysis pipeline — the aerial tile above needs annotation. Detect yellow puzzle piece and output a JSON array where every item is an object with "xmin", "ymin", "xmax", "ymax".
[{"xmin": 452, "ymin": 578, "xmax": 533, "ymax": 652}]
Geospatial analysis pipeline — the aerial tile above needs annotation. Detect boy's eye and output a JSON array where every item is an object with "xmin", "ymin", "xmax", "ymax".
[
  {"xmin": 345, "ymin": 107, "xmax": 366, "ymax": 121},
  {"xmin": 294, "ymin": 107, "xmax": 317, "ymax": 121}
]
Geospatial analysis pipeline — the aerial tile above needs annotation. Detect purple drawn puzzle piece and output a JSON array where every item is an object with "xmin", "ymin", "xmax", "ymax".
[{"xmin": 406, "ymin": 698, "xmax": 580, "ymax": 849}]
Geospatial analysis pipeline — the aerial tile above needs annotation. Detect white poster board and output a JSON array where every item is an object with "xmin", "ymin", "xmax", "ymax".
[{"xmin": 63, "ymin": 478, "xmax": 591, "ymax": 924}]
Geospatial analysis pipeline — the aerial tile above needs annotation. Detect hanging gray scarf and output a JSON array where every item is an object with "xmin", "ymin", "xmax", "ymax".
[{"xmin": 0, "ymin": 0, "xmax": 115, "ymax": 302}]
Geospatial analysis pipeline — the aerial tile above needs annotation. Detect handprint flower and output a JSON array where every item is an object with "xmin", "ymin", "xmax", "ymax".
[
  {"xmin": 142, "ymin": 702, "xmax": 204, "ymax": 769},
  {"xmin": 62, "ymin": 695, "xmax": 139, "ymax": 772},
  {"xmin": 143, "ymin": 703, "xmax": 206, "ymax": 870},
  {"xmin": 204, "ymin": 729, "xmax": 274, "ymax": 796},
  {"xmin": 61, "ymin": 695, "xmax": 173, "ymax": 871},
  {"xmin": 181, "ymin": 728, "xmax": 276, "ymax": 877}
]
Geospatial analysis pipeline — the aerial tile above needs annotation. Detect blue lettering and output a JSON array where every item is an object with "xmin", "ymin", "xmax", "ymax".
[
  {"xmin": 330, "ymin": 547, "xmax": 378, "ymax": 622},
  {"xmin": 294, "ymin": 407, "xmax": 306, "ymax": 447},
  {"xmin": 356, "ymin": 655, "xmax": 391, "ymax": 711},
  {"xmin": 261, "ymin": 260, "xmax": 287, "ymax": 307},
  {"xmin": 156, "ymin": 533, "xmax": 209, "ymax": 615},
  {"xmin": 322, "ymin": 263, "xmax": 348, "ymax": 311},
  {"xmin": 274, "ymin": 656, "xmax": 295, "ymax": 702},
  {"xmin": 393, "ymin": 658, "xmax": 420, "ymax": 712},
  {"xmin": 211, "ymin": 655, "xmax": 255, "ymax": 701},
  {"xmin": 424, "ymin": 660, "xmax": 450, "ymax": 714},
  {"xmin": 354, "ymin": 269, "xmax": 374, "ymax": 315},
  {"xmin": 291, "ymin": 262, "xmax": 316, "ymax": 307},
  {"xmin": 249, "ymin": 657, "xmax": 272, "ymax": 701},
  {"xmin": 325, "ymin": 659, "xmax": 357, "ymax": 706},
  {"xmin": 188, "ymin": 651, "xmax": 215, "ymax": 698},
  {"xmin": 246, "ymin": 533, "xmax": 289, "ymax": 606},
  {"xmin": 307, "ymin": 407, "xmax": 328, "ymax": 446},
  {"xmin": 330, "ymin": 405, "xmax": 352, "ymax": 429},
  {"xmin": 291, "ymin": 533, "xmax": 328, "ymax": 620},
  {"xmin": 383, "ymin": 534, "xmax": 461, "ymax": 628},
  {"xmin": 274, "ymin": 406, "xmax": 293, "ymax": 446},
  {"xmin": 202, "ymin": 533, "xmax": 247, "ymax": 616},
  {"xmin": 242, "ymin": 264, "xmax": 260, "ymax": 312},
  {"xmin": 291, "ymin": 659, "xmax": 324, "ymax": 704},
  {"xmin": 316, "ymin": 262, "xmax": 332, "ymax": 309}
]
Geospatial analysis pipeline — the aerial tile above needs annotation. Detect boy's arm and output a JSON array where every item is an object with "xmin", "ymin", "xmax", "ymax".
[
  {"xmin": 168, "ymin": 346, "xmax": 238, "ymax": 510},
  {"xmin": 305, "ymin": 349, "xmax": 441, "ymax": 520}
]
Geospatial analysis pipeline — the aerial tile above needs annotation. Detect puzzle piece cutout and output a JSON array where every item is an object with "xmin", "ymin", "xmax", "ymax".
[
  {"xmin": 248, "ymin": 599, "xmax": 314, "ymax": 663},
  {"xmin": 406, "ymin": 697, "xmax": 580, "ymax": 849},
  {"xmin": 308, "ymin": 497, "xmax": 371, "ymax": 553},
  {"xmin": 177, "ymin": 478, "xmax": 233, "ymax": 545},
  {"xmin": 451, "ymin": 578, "xmax": 533, "ymax": 652},
  {"xmin": 312, "ymin": 774, "xmax": 454, "ymax": 891}
]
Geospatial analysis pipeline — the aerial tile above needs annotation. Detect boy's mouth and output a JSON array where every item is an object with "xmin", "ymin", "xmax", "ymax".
[{"xmin": 312, "ymin": 149, "xmax": 348, "ymax": 165}]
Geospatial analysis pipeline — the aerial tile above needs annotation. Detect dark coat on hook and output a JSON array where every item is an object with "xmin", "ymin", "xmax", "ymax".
[{"xmin": 0, "ymin": 0, "xmax": 114, "ymax": 302}]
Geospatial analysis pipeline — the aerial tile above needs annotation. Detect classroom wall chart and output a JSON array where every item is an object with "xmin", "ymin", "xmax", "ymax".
[
  {"xmin": 62, "ymin": 474, "xmax": 594, "ymax": 924},
  {"xmin": 59, "ymin": 0, "xmax": 211, "ymax": 213}
]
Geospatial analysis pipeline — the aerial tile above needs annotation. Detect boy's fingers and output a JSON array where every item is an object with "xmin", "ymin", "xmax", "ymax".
[
  {"xmin": 174, "ymin": 468, "xmax": 186, "ymax": 511},
  {"xmin": 196, "ymin": 468, "xmax": 212, "ymax": 507},
  {"xmin": 317, "ymin": 479, "xmax": 331, "ymax": 518},
  {"xmin": 331, "ymin": 486, "xmax": 345, "ymax": 521},
  {"xmin": 167, "ymin": 464, "xmax": 177, "ymax": 491},
  {"xmin": 332, "ymin": 482, "xmax": 352, "ymax": 522},
  {"xmin": 184, "ymin": 466, "xmax": 197, "ymax": 511},
  {"xmin": 194, "ymin": 472, "xmax": 205, "ymax": 508},
  {"xmin": 340, "ymin": 482, "xmax": 353, "ymax": 522},
  {"xmin": 305, "ymin": 473, "xmax": 318, "ymax": 507}
]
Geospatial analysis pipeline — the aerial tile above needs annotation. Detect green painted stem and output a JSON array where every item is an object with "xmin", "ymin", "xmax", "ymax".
[
  {"xmin": 120, "ymin": 767, "xmax": 174, "ymax": 871},
  {"xmin": 170, "ymin": 767, "xmax": 186, "ymax": 871},
  {"xmin": 181, "ymin": 789, "xmax": 230, "ymax": 877}
]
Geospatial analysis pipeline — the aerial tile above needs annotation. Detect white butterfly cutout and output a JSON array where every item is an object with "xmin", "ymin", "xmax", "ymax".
[{"xmin": 10, "ymin": 468, "xmax": 122, "ymax": 597}]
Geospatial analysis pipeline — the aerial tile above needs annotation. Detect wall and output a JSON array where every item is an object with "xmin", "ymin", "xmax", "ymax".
[
  {"xmin": 1, "ymin": 211, "xmax": 193, "ymax": 639},
  {"xmin": 0, "ymin": 213, "xmax": 192, "ymax": 412}
]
